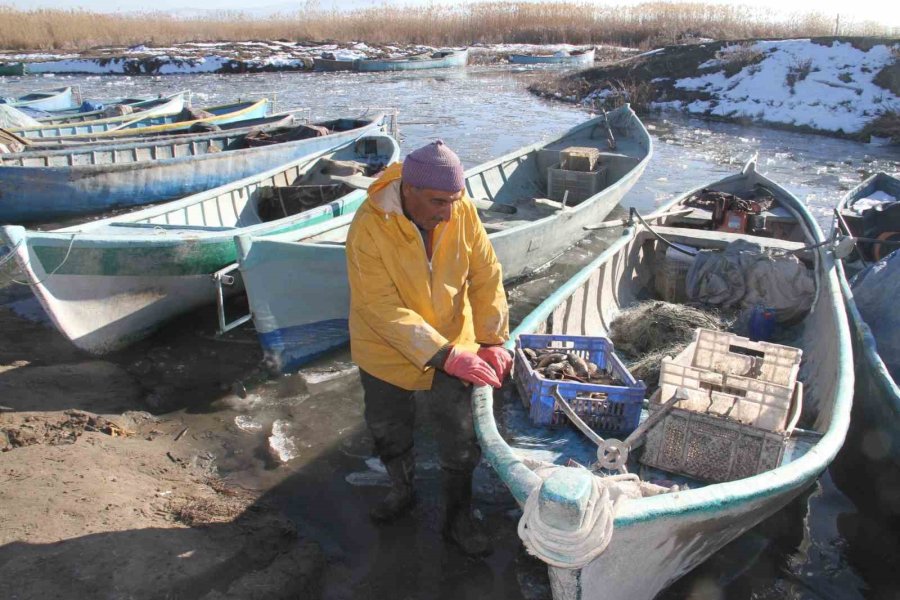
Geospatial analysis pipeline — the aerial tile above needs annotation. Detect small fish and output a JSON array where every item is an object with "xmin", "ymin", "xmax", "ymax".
[
  {"xmin": 566, "ymin": 353, "xmax": 590, "ymax": 378},
  {"xmin": 536, "ymin": 353, "xmax": 568, "ymax": 368}
]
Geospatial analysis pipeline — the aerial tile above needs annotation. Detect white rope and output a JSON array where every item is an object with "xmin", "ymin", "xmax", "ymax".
[{"xmin": 517, "ymin": 462, "xmax": 640, "ymax": 569}]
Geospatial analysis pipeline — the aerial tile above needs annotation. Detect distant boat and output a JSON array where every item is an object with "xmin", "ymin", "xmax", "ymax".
[
  {"xmin": 832, "ymin": 172, "xmax": 900, "ymax": 516},
  {"xmin": 3, "ymin": 87, "xmax": 76, "ymax": 112},
  {"xmin": 11, "ymin": 93, "xmax": 187, "ymax": 136},
  {"xmin": 508, "ymin": 47, "xmax": 595, "ymax": 66},
  {"xmin": 313, "ymin": 56, "xmax": 360, "ymax": 72},
  {"xmin": 473, "ymin": 159, "xmax": 852, "ymax": 600},
  {"xmin": 0, "ymin": 113, "xmax": 387, "ymax": 222},
  {"xmin": 357, "ymin": 48, "xmax": 468, "ymax": 71},
  {"xmin": 0, "ymin": 131, "xmax": 399, "ymax": 353},
  {"xmin": 16, "ymin": 98, "xmax": 270, "ymax": 140},
  {"xmin": 236, "ymin": 104, "xmax": 650, "ymax": 372},
  {"xmin": 0, "ymin": 62, "xmax": 27, "ymax": 76}
]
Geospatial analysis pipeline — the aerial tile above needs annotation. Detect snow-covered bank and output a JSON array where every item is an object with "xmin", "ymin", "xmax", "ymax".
[{"xmin": 539, "ymin": 37, "xmax": 900, "ymax": 141}]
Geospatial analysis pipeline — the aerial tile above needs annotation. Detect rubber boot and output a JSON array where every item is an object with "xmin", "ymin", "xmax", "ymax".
[
  {"xmin": 441, "ymin": 469, "xmax": 493, "ymax": 557},
  {"xmin": 370, "ymin": 452, "xmax": 416, "ymax": 523}
]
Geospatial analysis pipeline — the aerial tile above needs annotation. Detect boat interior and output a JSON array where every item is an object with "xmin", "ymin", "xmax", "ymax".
[
  {"xmin": 60, "ymin": 134, "xmax": 397, "ymax": 235},
  {"xmin": 3, "ymin": 117, "xmax": 380, "ymax": 168},
  {"xmin": 502, "ymin": 171, "xmax": 833, "ymax": 493},
  {"xmin": 835, "ymin": 173, "xmax": 900, "ymax": 270}
]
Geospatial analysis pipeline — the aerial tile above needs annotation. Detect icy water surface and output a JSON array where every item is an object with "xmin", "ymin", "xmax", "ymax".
[{"xmin": 3, "ymin": 67, "xmax": 899, "ymax": 599}]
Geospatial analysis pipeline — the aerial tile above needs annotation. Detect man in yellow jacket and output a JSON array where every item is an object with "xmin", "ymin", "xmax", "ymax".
[{"xmin": 346, "ymin": 140, "xmax": 511, "ymax": 557}]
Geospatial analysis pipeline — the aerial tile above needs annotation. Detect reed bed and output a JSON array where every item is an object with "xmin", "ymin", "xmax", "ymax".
[{"xmin": 0, "ymin": 2, "xmax": 893, "ymax": 52}]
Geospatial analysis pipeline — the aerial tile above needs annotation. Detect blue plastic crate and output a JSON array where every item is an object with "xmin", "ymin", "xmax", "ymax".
[{"xmin": 514, "ymin": 333, "xmax": 646, "ymax": 435}]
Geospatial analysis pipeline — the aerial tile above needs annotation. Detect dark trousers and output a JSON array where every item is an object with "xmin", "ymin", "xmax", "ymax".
[{"xmin": 359, "ymin": 369, "xmax": 482, "ymax": 473}]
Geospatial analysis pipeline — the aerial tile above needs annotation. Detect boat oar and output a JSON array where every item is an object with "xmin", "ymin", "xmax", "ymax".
[{"xmin": 552, "ymin": 385, "xmax": 686, "ymax": 472}]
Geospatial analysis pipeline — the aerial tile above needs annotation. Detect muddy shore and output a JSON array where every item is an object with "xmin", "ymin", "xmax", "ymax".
[{"xmin": 0, "ymin": 290, "xmax": 333, "ymax": 599}]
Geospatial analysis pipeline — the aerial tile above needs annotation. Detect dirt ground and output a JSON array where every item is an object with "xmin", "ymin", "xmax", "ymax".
[{"xmin": 0, "ymin": 300, "xmax": 325, "ymax": 599}]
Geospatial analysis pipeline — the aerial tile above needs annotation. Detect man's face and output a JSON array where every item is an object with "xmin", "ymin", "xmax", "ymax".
[{"xmin": 401, "ymin": 183, "xmax": 463, "ymax": 231}]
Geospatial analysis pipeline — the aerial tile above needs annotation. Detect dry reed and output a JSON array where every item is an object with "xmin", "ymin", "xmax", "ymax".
[{"xmin": 0, "ymin": 2, "xmax": 893, "ymax": 52}]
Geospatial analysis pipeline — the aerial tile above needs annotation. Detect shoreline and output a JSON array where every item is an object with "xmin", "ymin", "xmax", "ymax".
[{"xmin": 0, "ymin": 42, "xmax": 635, "ymax": 76}]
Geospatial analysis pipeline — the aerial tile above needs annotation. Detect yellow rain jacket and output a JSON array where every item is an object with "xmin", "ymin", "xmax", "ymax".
[{"xmin": 346, "ymin": 163, "xmax": 509, "ymax": 390}]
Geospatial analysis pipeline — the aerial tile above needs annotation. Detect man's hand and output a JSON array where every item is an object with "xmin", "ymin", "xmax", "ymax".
[
  {"xmin": 477, "ymin": 346, "xmax": 512, "ymax": 382},
  {"xmin": 443, "ymin": 346, "xmax": 502, "ymax": 388}
]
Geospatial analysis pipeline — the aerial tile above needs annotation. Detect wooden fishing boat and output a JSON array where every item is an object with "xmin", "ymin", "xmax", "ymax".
[
  {"xmin": 32, "ymin": 92, "xmax": 188, "ymax": 125},
  {"xmin": 16, "ymin": 98, "xmax": 270, "ymax": 140},
  {"xmin": 19, "ymin": 111, "xmax": 303, "ymax": 150},
  {"xmin": 0, "ymin": 114, "xmax": 388, "ymax": 222},
  {"xmin": 831, "ymin": 172, "xmax": 900, "ymax": 517},
  {"xmin": 6, "ymin": 87, "xmax": 76, "ymax": 112},
  {"xmin": 472, "ymin": 159, "xmax": 853, "ymax": 599},
  {"xmin": 508, "ymin": 48, "xmax": 595, "ymax": 66},
  {"xmin": 11, "ymin": 93, "xmax": 187, "ymax": 137},
  {"xmin": 0, "ymin": 131, "xmax": 399, "ymax": 354},
  {"xmin": 235, "ymin": 104, "xmax": 650, "ymax": 372},
  {"xmin": 356, "ymin": 48, "xmax": 468, "ymax": 72}
]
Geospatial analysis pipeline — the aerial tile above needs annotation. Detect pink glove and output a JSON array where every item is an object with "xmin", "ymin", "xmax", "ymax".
[
  {"xmin": 443, "ymin": 346, "xmax": 502, "ymax": 388},
  {"xmin": 477, "ymin": 346, "xmax": 513, "ymax": 382}
]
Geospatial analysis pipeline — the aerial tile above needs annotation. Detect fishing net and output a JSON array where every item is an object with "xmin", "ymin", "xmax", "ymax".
[{"xmin": 609, "ymin": 301, "xmax": 733, "ymax": 387}]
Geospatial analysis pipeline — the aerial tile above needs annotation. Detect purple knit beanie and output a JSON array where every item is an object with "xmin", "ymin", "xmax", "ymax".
[{"xmin": 401, "ymin": 140, "xmax": 465, "ymax": 192}]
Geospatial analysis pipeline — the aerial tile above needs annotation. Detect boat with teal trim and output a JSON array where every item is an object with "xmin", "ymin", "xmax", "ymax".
[
  {"xmin": 831, "ymin": 172, "xmax": 900, "ymax": 518},
  {"xmin": 15, "ymin": 98, "xmax": 270, "ymax": 140},
  {"xmin": 11, "ymin": 93, "xmax": 186, "ymax": 137},
  {"xmin": 471, "ymin": 159, "xmax": 852, "ymax": 599},
  {"xmin": 30, "ymin": 91, "xmax": 189, "ymax": 126},
  {"xmin": 508, "ymin": 48, "xmax": 595, "ymax": 66},
  {"xmin": 0, "ymin": 130, "xmax": 398, "ymax": 354},
  {"xmin": 235, "ymin": 104, "xmax": 650, "ymax": 372},
  {"xmin": 4, "ymin": 87, "xmax": 76, "ymax": 112},
  {"xmin": 356, "ymin": 48, "xmax": 468, "ymax": 72}
]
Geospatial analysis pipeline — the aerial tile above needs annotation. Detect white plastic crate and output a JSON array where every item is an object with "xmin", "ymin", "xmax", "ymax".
[
  {"xmin": 692, "ymin": 329, "xmax": 801, "ymax": 387},
  {"xmin": 659, "ymin": 329, "xmax": 802, "ymax": 433}
]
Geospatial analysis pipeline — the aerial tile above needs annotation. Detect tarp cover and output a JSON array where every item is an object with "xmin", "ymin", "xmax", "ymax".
[
  {"xmin": 686, "ymin": 239, "xmax": 814, "ymax": 322},
  {"xmin": 851, "ymin": 249, "xmax": 900, "ymax": 379}
]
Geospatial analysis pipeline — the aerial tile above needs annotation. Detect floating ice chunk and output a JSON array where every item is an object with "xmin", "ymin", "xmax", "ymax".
[{"xmin": 234, "ymin": 415, "xmax": 264, "ymax": 433}]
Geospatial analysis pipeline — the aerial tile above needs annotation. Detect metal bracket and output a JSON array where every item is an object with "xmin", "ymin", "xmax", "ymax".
[{"xmin": 212, "ymin": 262, "xmax": 252, "ymax": 334}]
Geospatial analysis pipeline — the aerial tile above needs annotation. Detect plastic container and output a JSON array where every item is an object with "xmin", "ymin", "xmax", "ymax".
[
  {"xmin": 748, "ymin": 305, "xmax": 776, "ymax": 341},
  {"xmin": 658, "ymin": 329, "xmax": 802, "ymax": 433},
  {"xmin": 639, "ymin": 386, "xmax": 800, "ymax": 483},
  {"xmin": 560, "ymin": 146, "xmax": 601, "ymax": 171},
  {"xmin": 513, "ymin": 333, "xmax": 646, "ymax": 435},
  {"xmin": 547, "ymin": 164, "xmax": 607, "ymax": 204}
]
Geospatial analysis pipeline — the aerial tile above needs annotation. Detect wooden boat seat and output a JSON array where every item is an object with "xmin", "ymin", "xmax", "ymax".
[
  {"xmin": 650, "ymin": 225, "xmax": 811, "ymax": 257},
  {"xmin": 672, "ymin": 204, "xmax": 796, "ymax": 227}
]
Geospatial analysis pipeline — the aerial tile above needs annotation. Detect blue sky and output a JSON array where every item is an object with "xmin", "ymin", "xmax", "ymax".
[{"xmin": 4, "ymin": 0, "xmax": 898, "ymax": 26}]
